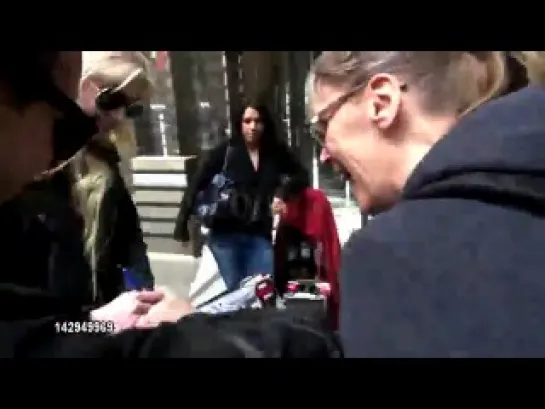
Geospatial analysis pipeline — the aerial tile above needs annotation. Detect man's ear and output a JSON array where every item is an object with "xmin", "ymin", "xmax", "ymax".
[
  {"xmin": 79, "ymin": 77, "xmax": 99, "ymax": 114},
  {"xmin": 365, "ymin": 73, "xmax": 402, "ymax": 130}
]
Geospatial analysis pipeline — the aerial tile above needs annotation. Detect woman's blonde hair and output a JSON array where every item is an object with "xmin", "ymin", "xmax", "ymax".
[
  {"xmin": 308, "ymin": 51, "xmax": 545, "ymax": 118},
  {"xmin": 509, "ymin": 52, "xmax": 545, "ymax": 85},
  {"xmin": 81, "ymin": 51, "xmax": 154, "ymax": 152},
  {"xmin": 72, "ymin": 148, "xmax": 113, "ymax": 295},
  {"xmin": 73, "ymin": 52, "xmax": 154, "ymax": 296}
]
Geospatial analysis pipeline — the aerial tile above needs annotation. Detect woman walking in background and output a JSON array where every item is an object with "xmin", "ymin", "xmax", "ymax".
[{"xmin": 174, "ymin": 100, "xmax": 309, "ymax": 292}]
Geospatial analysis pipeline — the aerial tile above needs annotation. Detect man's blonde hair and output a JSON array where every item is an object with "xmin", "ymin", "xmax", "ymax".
[{"xmin": 308, "ymin": 51, "xmax": 545, "ymax": 118}]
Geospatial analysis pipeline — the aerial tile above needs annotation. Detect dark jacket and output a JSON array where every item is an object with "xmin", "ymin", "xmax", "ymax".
[
  {"xmin": 6, "ymin": 169, "xmax": 95, "ymax": 306},
  {"xmin": 341, "ymin": 85, "xmax": 545, "ymax": 357},
  {"xmin": 0, "ymin": 282, "xmax": 341, "ymax": 358},
  {"xmin": 0, "ymin": 196, "xmax": 341, "ymax": 358},
  {"xmin": 174, "ymin": 139, "xmax": 309, "ymax": 242},
  {"xmin": 0, "ymin": 161, "xmax": 340, "ymax": 359},
  {"xmin": 85, "ymin": 140, "xmax": 154, "ymax": 303}
]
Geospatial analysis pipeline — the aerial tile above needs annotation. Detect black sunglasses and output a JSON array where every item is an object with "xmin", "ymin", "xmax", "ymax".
[{"xmin": 95, "ymin": 87, "xmax": 144, "ymax": 118}]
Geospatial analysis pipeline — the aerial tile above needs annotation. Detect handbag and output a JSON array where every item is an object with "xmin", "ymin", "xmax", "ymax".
[{"xmin": 193, "ymin": 146, "xmax": 236, "ymax": 228}]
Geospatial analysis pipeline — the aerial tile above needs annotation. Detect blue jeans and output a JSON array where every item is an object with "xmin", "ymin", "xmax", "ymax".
[{"xmin": 208, "ymin": 233, "xmax": 273, "ymax": 292}]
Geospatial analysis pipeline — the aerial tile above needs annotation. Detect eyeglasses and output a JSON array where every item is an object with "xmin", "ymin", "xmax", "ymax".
[{"xmin": 309, "ymin": 81, "xmax": 408, "ymax": 147}]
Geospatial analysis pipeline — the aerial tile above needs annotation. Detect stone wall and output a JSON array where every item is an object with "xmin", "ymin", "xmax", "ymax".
[{"xmin": 132, "ymin": 155, "xmax": 196, "ymax": 255}]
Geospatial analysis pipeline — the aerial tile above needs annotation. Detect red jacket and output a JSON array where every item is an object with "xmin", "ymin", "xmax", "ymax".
[{"xmin": 274, "ymin": 188, "xmax": 341, "ymax": 329}]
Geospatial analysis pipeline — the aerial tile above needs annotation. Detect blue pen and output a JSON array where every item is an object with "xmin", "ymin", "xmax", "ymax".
[
  {"xmin": 122, "ymin": 267, "xmax": 138, "ymax": 290},
  {"xmin": 122, "ymin": 267, "xmax": 153, "ymax": 291}
]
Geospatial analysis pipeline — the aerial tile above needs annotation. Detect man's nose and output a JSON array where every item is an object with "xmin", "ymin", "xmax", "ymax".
[{"xmin": 320, "ymin": 148, "xmax": 331, "ymax": 164}]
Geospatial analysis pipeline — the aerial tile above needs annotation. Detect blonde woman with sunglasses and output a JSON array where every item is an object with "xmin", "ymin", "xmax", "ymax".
[
  {"xmin": 10, "ymin": 52, "xmax": 155, "ymax": 308},
  {"xmin": 69, "ymin": 52, "xmax": 155, "ymax": 304},
  {"xmin": 17, "ymin": 52, "xmax": 155, "ymax": 308}
]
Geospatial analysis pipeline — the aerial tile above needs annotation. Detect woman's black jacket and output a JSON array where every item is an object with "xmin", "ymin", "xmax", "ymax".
[
  {"xmin": 85, "ymin": 140, "xmax": 154, "ymax": 302},
  {"xmin": 174, "ymin": 140, "xmax": 309, "ymax": 242},
  {"xmin": 6, "ymin": 151, "xmax": 153, "ymax": 307},
  {"xmin": 1, "ymin": 169, "xmax": 95, "ymax": 306},
  {"xmin": 0, "ymin": 280, "xmax": 342, "ymax": 358}
]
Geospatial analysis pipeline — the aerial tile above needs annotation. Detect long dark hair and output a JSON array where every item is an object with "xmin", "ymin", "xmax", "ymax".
[{"xmin": 231, "ymin": 99, "xmax": 279, "ymax": 150}]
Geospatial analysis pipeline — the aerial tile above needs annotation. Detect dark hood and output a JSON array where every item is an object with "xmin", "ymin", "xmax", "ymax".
[{"xmin": 403, "ymin": 85, "xmax": 545, "ymax": 214}]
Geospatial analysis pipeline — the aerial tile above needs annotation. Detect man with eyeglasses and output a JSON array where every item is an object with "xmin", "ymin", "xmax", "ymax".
[{"xmin": 0, "ymin": 51, "xmax": 340, "ymax": 358}]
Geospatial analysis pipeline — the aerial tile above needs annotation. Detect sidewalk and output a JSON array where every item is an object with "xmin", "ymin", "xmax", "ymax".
[
  {"xmin": 149, "ymin": 252, "xmax": 199, "ymax": 298},
  {"xmin": 150, "ymin": 207, "xmax": 363, "ymax": 297}
]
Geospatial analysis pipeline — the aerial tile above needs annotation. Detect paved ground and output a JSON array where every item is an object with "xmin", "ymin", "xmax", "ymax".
[
  {"xmin": 148, "ymin": 208, "xmax": 363, "ymax": 300},
  {"xmin": 148, "ymin": 207, "xmax": 363, "ymax": 297},
  {"xmin": 149, "ymin": 252, "xmax": 199, "ymax": 298}
]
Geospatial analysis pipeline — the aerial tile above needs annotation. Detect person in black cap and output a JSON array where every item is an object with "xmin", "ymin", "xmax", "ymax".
[
  {"xmin": 0, "ymin": 51, "xmax": 340, "ymax": 358},
  {"xmin": 6, "ymin": 52, "xmax": 154, "ymax": 311},
  {"xmin": 5, "ymin": 162, "xmax": 94, "ymax": 307}
]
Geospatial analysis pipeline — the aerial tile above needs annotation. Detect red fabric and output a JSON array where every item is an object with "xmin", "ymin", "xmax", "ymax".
[
  {"xmin": 276, "ymin": 188, "xmax": 341, "ymax": 329},
  {"xmin": 155, "ymin": 51, "xmax": 169, "ymax": 72}
]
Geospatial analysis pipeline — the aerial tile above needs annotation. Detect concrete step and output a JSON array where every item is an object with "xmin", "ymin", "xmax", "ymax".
[
  {"xmin": 145, "ymin": 237, "xmax": 185, "ymax": 254},
  {"xmin": 149, "ymin": 252, "xmax": 199, "ymax": 298}
]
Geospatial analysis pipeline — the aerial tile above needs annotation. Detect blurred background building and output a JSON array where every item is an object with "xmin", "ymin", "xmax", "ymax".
[
  {"xmin": 136, "ymin": 51, "xmax": 359, "ymax": 207},
  {"xmin": 133, "ymin": 51, "xmax": 361, "ymax": 253}
]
